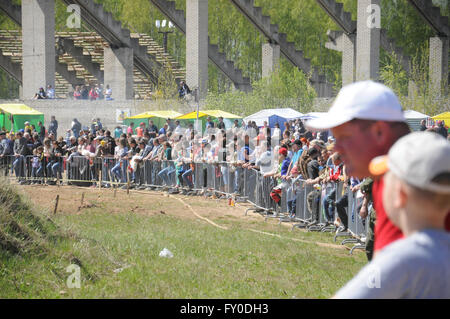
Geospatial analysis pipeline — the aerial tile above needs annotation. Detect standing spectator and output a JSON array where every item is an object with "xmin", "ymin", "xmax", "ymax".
[
  {"xmin": 96, "ymin": 118, "xmax": 103, "ymax": 131},
  {"xmin": 13, "ymin": 131, "xmax": 30, "ymax": 184},
  {"xmin": 71, "ymin": 118, "xmax": 82, "ymax": 139},
  {"xmin": 148, "ymin": 120, "xmax": 158, "ymax": 133},
  {"xmin": 159, "ymin": 124, "xmax": 168, "ymax": 136},
  {"xmin": 305, "ymin": 80, "xmax": 412, "ymax": 261},
  {"xmin": 37, "ymin": 121, "xmax": 46, "ymax": 143},
  {"xmin": 419, "ymin": 119, "xmax": 427, "ymax": 131},
  {"xmin": 166, "ymin": 118, "xmax": 176, "ymax": 132},
  {"xmin": 206, "ymin": 116, "xmax": 215, "ymax": 129},
  {"xmin": 217, "ymin": 117, "xmax": 226, "ymax": 130},
  {"xmin": 136, "ymin": 122, "xmax": 146, "ymax": 138},
  {"xmin": 114, "ymin": 126, "xmax": 123, "ymax": 139},
  {"xmin": 127, "ymin": 122, "xmax": 135, "ymax": 135},
  {"xmin": 24, "ymin": 121, "xmax": 32, "ymax": 132},
  {"xmin": 436, "ymin": 120, "xmax": 448, "ymax": 139},
  {"xmin": 0, "ymin": 131, "xmax": 13, "ymax": 176},
  {"xmin": 105, "ymin": 84, "xmax": 113, "ymax": 100},
  {"xmin": 46, "ymin": 85, "xmax": 55, "ymax": 99},
  {"xmin": 48, "ymin": 116, "xmax": 58, "ymax": 137}
]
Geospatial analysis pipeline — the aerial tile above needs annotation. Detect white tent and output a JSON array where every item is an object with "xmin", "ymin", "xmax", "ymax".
[
  {"xmin": 404, "ymin": 110, "xmax": 429, "ymax": 131},
  {"xmin": 244, "ymin": 108, "xmax": 304, "ymax": 127},
  {"xmin": 404, "ymin": 110, "xmax": 429, "ymax": 119},
  {"xmin": 300, "ymin": 112, "xmax": 328, "ymax": 121}
]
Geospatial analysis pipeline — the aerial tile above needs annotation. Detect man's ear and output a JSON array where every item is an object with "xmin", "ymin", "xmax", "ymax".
[
  {"xmin": 395, "ymin": 180, "xmax": 408, "ymax": 209},
  {"xmin": 370, "ymin": 121, "xmax": 390, "ymax": 148}
]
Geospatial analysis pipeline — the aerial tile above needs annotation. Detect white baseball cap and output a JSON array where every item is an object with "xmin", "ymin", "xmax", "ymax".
[
  {"xmin": 306, "ymin": 81, "xmax": 406, "ymax": 130},
  {"xmin": 369, "ymin": 132, "xmax": 450, "ymax": 194}
]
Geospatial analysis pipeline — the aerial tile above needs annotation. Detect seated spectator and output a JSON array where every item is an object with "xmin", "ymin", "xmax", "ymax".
[
  {"xmin": 178, "ymin": 81, "xmax": 191, "ymax": 98},
  {"xmin": 33, "ymin": 87, "xmax": 47, "ymax": 99},
  {"xmin": 105, "ymin": 84, "xmax": 113, "ymax": 100},
  {"xmin": 73, "ymin": 86, "xmax": 82, "ymax": 100},
  {"xmin": 46, "ymin": 85, "xmax": 55, "ymax": 99},
  {"xmin": 89, "ymin": 87, "xmax": 98, "ymax": 101}
]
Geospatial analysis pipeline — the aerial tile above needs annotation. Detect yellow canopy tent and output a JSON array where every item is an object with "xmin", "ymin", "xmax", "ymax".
[
  {"xmin": 432, "ymin": 112, "xmax": 450, "ymax": 127},
  {"xmin": 123, "ymin": 110, "xmax": 182, "ymax": 132},
  {"xmin": 176, "ymin": 110, "xmax": 242, "ymax": 120},
  {"xmin": 0, "ymin": 104, "xmax": 44, "ymax": 132},
  {"xmin": 176, "ymin": 110, "xmax": 242, "ymax": 129}
]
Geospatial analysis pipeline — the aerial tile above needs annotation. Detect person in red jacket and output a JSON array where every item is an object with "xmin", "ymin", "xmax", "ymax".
[{"xmin": 89, "ymin": 87, "xmax": 98, "ymax": 101}]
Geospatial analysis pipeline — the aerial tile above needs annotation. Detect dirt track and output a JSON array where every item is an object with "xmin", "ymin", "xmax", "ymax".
[{"xmin": 18, "ymin": 184, "xmax": 354, "ymax": 252}]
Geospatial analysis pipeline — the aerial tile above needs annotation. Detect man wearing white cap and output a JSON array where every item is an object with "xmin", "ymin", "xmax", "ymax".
[
  {"xmin": 334, "ymin": 132, "xmax": 450, "ymax": 298},
  {"xmin": 306, "ymin": 81, "xmax": 413, "ymax": 260}
]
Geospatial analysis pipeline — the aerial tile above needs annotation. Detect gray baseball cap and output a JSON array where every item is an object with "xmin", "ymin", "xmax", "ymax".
[{"xmin": 369, "ymin": 131, "xmax": 450, "ymax": 193}]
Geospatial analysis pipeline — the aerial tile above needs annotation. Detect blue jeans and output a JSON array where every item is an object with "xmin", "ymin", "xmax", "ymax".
[
  {"xmin": 288, "ymin": 199, "xmax": 297, "ymax": 217},
  {"xmin": 52, "ymin": 162, "xmax": 62, "ymax": 180},
  {"xmin": 32, "ymin": 166, "xmax": 42, "ymax": 179},
  {"xmin": 13, "ymin": 156, "xmax": 25, "ymax": 178},
  {"xmin": 158, "ymin": 166, "xmax": 176, "ymax": 186},
  {"xmin": 182, "ymin": 169, "xmax": 193, "ymax": 188},
  {"xmin": 322, "ymin": 189, "xmax": 336, "ymax": 222},
  {"xmin": 111, "ymin": 162, "xmax": 123, "ymax": 183}
]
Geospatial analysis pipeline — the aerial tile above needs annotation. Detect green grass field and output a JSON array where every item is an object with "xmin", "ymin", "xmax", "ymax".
[{"xmin": 0, "ymin": 183, "xmax": 367, "ymax": 298}]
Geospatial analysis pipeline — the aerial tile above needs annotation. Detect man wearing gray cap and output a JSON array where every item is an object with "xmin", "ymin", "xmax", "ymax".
[
  {"xmin": 334, "ymin": 132, "xmax": 450, "ymax": 298},
  {"xmin": 306, "ymin": 81, "xmax": 412, "ymax": 260}
]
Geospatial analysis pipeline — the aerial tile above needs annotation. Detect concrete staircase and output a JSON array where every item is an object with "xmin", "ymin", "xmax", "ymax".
[
  {"xmin": 316, "ymin": 0, "xmax": 356, "ymax": 34},
  {"xmin": 0, "ymin": 30, "xmax": 185, "ymax": 98},
  {"xmin": 229, "ymin": 0, "xmax": 334, "ymax": 97},
  {"xmin": 407, "ymin": 0, "xmax": 449, "ymax": 37},
  {"xmin": 60, "ymin": 0, "xmax": 164, "ymax": 86},
  {"xmin": 150, "ymin": 0, "xmax": 252, "ymax": 92}
]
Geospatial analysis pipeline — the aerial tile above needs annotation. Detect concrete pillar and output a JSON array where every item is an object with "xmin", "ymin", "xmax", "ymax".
[
  {"xmin": 186, "ymin": 0, "xmax": 208, "ymax": 100},
  {"xmin": 22, "ymin": 0, "xmax": 55, "ymax": 99},
  {"xmin": 262, "ymin": 42, "xmax": 280, "ymax": 78},
  {"xmin": 429, "ymin": 36, "xmax": 449, "ymax": 95},
  {"xmin": 341, "ymin": 34, "xmax": 356, "ymax": 86},
  {"xmin": 104, "ymin": 46, "xmax": 134, "ymax": 100},
  {"xmin": 356, "ymin": 0, "xmax": 380, "ymax": 81},
  {"xmin": 326, "ymin": 31, "xmax": 356, "ymax": 86}
]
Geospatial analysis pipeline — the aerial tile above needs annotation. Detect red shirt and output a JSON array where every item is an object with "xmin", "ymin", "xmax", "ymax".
[
  {"xmin": 372, "ymin": 178, "xmax": 450, "ymax": 252},
  {"xmin": 372, "ymin": 178, "xmax": 404, "ymax": 251}
]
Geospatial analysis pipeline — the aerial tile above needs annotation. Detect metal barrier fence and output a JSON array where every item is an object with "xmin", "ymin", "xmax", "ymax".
[{"xmin": 2, "ymin": 155, "xmax": 368, "ymax": 253}]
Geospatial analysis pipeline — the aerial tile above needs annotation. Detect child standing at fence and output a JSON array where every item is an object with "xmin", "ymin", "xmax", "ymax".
[
  {"xmin": 111, "ymin": 138, "xmax": 129, "ymax": 185},
  {"xmin": 31, "ymin": 146, "xmax": 44, "ymax": 184},
  {"xmin": 334, "ymin": 132, "xmax": 450, "ymax": 299}
]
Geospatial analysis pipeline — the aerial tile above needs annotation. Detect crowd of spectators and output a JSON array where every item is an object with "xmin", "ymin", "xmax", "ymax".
[
  {"xmin": 72, "ymin": 84, "xmax": 113, "ymax": 101},
  {"xmin": 0, "ymin": 113, "xmax": 448, "ymax": 230}
]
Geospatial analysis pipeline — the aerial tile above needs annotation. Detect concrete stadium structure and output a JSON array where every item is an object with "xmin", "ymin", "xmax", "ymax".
[{"xmin": 0, "ymin": 0, "xmax": 448, "ymax": 101}]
